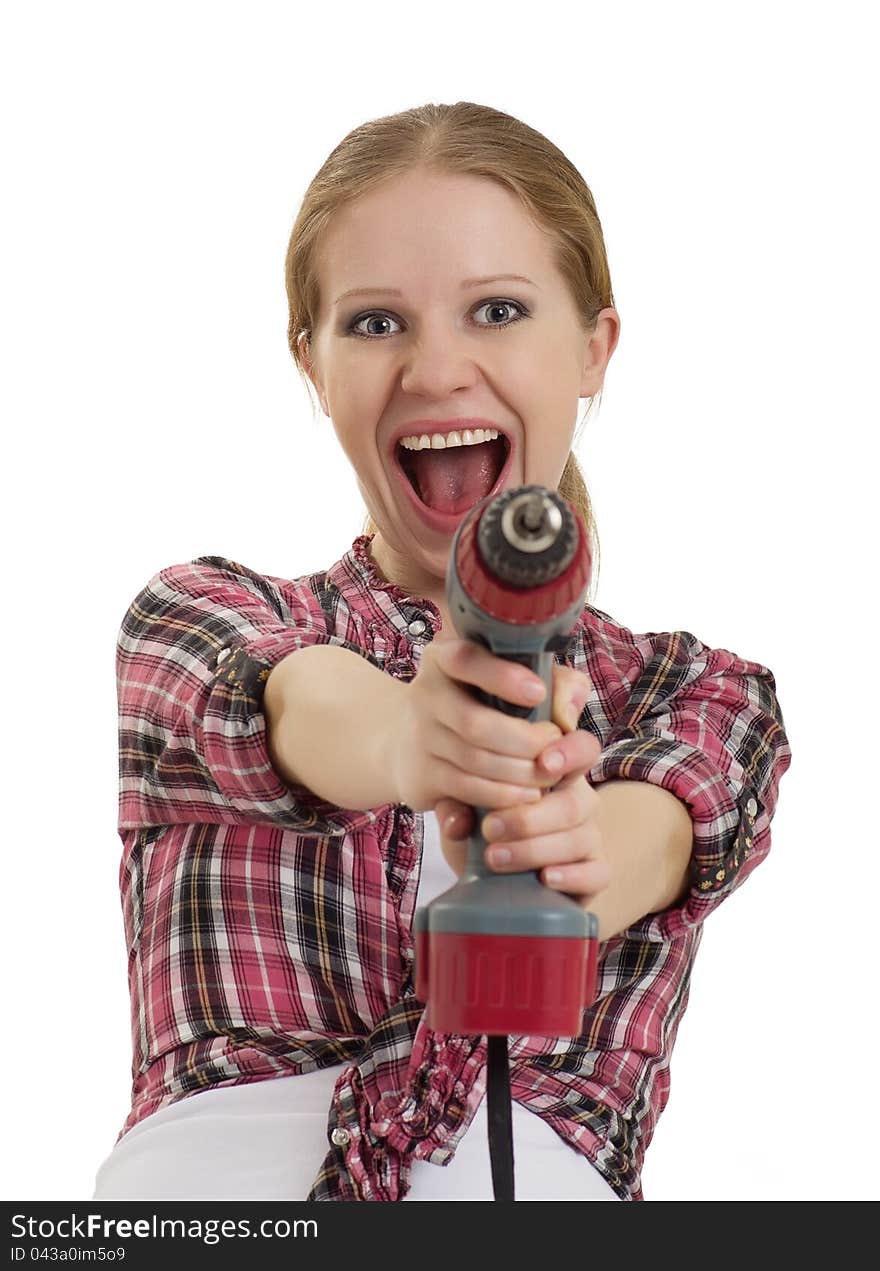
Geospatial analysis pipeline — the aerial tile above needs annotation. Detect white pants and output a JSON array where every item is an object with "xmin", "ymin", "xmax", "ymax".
[{"xmin": 93, "ymin": 1070, "xmax": 619, "ymax": 1202}]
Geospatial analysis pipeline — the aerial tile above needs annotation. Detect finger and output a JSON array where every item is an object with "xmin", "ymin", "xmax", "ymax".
[
  {"xmin": 550, "ymin": 665, "xmax": 593, "ymax": 733},
  {"xmin": 433, "ymin": 756, "xmax": 546, "ymax": 812},
  {"xmin": 434, "ymin": 797, "xmax": 474, "ymax": 840},
  {"xmin": 434, "ymin": 799, "xmax": 472, "ymax": 876},
  {"xmin": 539, "ymin": 856, "xmax": 612, "ymax": 898},
  {"xmin": 537, "ymin": 729, "xmax": 603, "ymax": 778},
  {"xmin": 432, "ymin": 638, "xmax": 549, "ymax": 711},
  {"xmin": 438, "ymin": 830, "xmax": 468, "ymax": 877},
  {"xmin": 431, "ymin": 718, "xmax": 564, "ymax": 786},
  {"xmin": 433, "ymin": 682, "xmax": 563, "ymax": 759},
  {"xmin": 484, "ymin": 822, "xmax": 604, "ymax": 875},
  {"xmin": 481, "ymin": 780, "xmax": 598, "ymax": 848}
]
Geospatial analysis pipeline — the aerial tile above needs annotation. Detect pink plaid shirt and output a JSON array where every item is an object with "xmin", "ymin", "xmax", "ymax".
[{"xmin": 115, "ymin": 533, "xmax": 792, "ymax": 1200}]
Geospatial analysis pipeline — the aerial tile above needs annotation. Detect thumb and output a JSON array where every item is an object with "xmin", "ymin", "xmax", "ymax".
[
  {"xmin": 434, "ymin": 798, "xmax": 474, "ymax": 840},
  {"xmin": 433, "ymin": 798, "xmax": 473, "ymax": 877},
  {"xmin": 551, "ymin": 665, "xmax": 593, "ymax": 733}
]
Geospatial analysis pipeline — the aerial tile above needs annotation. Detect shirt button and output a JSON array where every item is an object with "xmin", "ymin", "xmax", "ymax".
[
  {"xmin": 407, "ymin": 618, "xmax": 428, "ymax": 637},
  {"xmin": 216, "ymin": 648, "xmax": 231, "ymax": 665},
  {"xmin": 746, "ymin": 797, "xmax": 758, "ymax": 818},
  {"xmin": 330, "ymin": 1127, "xmax": 350, "ymax": 1148}
]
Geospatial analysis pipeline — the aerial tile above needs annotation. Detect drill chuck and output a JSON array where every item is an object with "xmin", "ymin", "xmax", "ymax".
[{"xmin": 477, "ymin": 486, "xmax": 578, "ymax": 587}]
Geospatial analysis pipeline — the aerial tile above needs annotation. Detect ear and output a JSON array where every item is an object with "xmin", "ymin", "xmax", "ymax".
[
  {"xmin": 579, "ymin": 307, "xmax": 621, "ymax": 399},
  {"xmin": 296, "ymin": 331, "xmax": 329, "ymax": 416}
]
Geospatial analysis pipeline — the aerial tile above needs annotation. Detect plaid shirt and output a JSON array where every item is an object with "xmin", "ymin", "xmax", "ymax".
[{"xmin": 115, "ymin": 533, "xmax": 792, "ymax": 1201}]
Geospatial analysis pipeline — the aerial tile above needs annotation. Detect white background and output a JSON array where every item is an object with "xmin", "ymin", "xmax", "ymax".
[{"xmin": 2, "ymin": 0, "xmax": 876, "ymax": 1202}]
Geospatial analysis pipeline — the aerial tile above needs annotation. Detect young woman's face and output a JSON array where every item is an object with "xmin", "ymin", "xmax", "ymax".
[{"xmin": 302, "ymin": 168, "xmax": 619, "ymax": 599}]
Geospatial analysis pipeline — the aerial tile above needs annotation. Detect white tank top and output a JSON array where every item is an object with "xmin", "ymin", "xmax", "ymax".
[{"xmin": 92, "ymin": 813, "xmax": 618, "ymax": 1201}]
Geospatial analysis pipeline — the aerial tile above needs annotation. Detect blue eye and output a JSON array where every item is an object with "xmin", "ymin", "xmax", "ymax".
[{"xmin": 346, "ymin": 298, "xmax": 529, "ymax": 339}]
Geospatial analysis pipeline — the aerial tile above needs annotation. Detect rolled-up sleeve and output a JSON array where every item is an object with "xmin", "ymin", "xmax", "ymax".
[
  {"xmin": 117, "ymin": 556, "xmax": 385, "ymax": 836},
  {"xmin": 587, "ymin": 630, "xmax": 792, "ymax": 939}
]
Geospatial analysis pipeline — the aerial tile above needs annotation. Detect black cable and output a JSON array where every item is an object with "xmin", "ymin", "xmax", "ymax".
[{"xmin": 487, "ymin": 1034, "xmax": 515, "ymax": 1201}]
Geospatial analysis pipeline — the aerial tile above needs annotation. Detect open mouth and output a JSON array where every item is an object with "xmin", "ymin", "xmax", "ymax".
[{"xmin": 396, "ymin": 433, "xmax": 510, "ymax": 516}]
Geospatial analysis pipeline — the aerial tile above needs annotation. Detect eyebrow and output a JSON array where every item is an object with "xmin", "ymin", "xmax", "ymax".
[{"xmin": 333, "ymin": 274, "xmax": 539, "ymax": 306}]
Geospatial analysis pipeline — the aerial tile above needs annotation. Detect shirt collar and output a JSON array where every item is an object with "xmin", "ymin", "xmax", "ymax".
[{"xmin": 327, "ymin": 534, "xmax": 443, "ymax": 641}]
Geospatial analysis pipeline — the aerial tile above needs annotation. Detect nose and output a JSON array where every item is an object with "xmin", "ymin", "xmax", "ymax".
[{"xmin": 399, "ymin": 317, "xmax": 481, "ymax": 398}]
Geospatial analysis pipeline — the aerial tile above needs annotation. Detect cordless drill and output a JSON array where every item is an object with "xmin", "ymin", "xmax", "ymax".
[{"xmin": 414, "ymin": 484, "xmax": 599, "ymax": 1039}]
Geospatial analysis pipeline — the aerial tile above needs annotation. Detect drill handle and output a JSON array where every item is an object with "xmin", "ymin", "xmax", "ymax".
[{"xmin": 464, "ymin": 646, "xmax": 556, "ymax": 883}]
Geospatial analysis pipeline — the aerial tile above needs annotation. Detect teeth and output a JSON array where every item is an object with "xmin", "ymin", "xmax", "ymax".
[{"xmin": 399, "ymin": 427, "xmax": 500, "ymax": 451}]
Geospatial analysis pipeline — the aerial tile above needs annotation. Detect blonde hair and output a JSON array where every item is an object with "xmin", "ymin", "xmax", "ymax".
[{"xmin": 285, "ymin": 101, "xmax": 616, "ymax": 591}]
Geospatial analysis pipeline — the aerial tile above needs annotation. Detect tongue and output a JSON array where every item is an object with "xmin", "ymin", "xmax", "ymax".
[{"xmin": 407, "ymin": 440, "xmax": 502, "ymax": 514}]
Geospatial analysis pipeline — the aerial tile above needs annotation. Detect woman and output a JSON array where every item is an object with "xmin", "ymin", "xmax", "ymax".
[{"xmin": 93, "ymin": 101, "xmax": 791, "ymax": 1201}]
